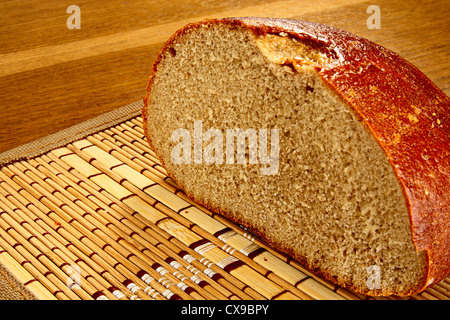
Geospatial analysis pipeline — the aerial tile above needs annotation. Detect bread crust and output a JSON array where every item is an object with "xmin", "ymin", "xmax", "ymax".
[{"xmin": 143, "ymin": 17, "xmax": 450, "ymax": 296}]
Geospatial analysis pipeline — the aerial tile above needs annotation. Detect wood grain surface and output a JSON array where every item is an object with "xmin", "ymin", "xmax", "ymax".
[{"xmin": 0, "ymin": 0, "xmax": 448, "ymax": 153}]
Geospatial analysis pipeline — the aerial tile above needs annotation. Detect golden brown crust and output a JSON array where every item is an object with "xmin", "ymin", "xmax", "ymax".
[{"xmin": 143, "ymin": 17, "xmax": 449, "ymax": 296}]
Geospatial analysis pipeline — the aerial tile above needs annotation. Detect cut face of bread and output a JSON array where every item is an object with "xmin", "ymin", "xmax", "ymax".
[{"xmin": 144, "ymin": 19, "xmax": 448, "ymax": 296}]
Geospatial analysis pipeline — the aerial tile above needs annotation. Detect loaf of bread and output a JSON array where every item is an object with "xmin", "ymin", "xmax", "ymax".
[{"xmin": 143, "ymin": 17, "xmax": 449, "ymax": 296}]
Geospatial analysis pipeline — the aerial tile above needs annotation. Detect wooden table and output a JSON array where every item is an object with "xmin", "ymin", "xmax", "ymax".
[{"xmin": 0, "ymin": 0, "xmax": 448, "ymax": 153}]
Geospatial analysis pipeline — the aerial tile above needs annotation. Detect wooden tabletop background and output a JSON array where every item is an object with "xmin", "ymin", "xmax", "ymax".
[{"xmin": 0, "ymin": 0, "xmax": 448, "ymax": 154}]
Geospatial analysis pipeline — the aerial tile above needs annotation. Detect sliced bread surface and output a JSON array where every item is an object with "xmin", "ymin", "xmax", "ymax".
[{"xmin": 143, "ymin": 18, "xmax": 450, "ymax": 296}]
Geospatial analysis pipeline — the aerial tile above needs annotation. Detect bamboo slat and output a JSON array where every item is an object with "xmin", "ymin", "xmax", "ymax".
[
  {"xmin": 0, "ymin": 114, "xmax": 448, "ymax": 300},
  {"xmin": 0, "ymin": 243, "xmax": 55, "ymax": 300}
]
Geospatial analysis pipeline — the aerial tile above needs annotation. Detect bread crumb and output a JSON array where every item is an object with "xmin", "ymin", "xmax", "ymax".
[{"xmin": 407, "ymin": 114, "xmax": 419, "ymax": 123}]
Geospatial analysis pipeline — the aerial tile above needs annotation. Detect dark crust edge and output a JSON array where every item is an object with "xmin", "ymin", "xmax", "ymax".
[{"xmin": 142, "ymin": 17, "xmax": 450, "ymax": 296}]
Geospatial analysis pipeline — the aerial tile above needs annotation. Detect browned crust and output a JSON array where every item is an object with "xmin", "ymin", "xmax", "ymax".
[{"xmin": 143, "ymin": 17, "xmax": 450, "ymax": 296}]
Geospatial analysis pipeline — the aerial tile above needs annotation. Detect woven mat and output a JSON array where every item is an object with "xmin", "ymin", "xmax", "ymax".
[{"xmin": 0, "ymin": 101, "xmax": 448, "ymax": 300}]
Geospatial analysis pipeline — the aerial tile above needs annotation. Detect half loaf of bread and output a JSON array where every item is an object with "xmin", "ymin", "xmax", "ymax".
[{"xmin": 143, "ymin": 17, "xmax": 449, "ymax": 296}]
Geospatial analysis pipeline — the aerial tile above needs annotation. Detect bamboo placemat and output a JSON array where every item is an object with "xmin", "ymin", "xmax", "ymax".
[{"xmin": 0, "ymin": 102, "xmax": 448, "ymax": 300}]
